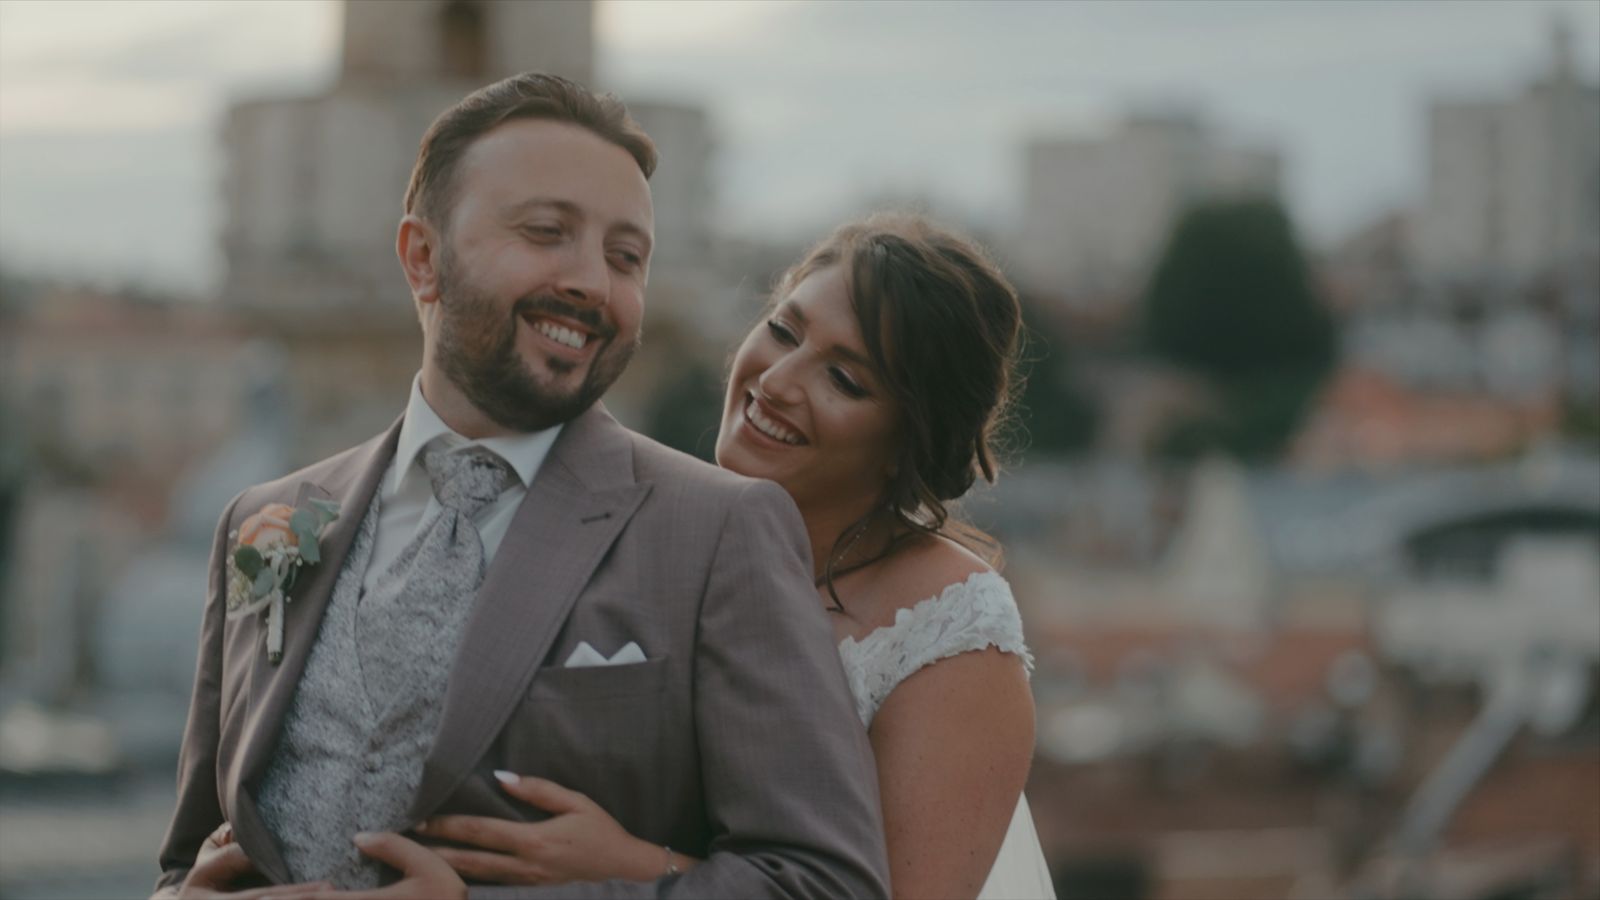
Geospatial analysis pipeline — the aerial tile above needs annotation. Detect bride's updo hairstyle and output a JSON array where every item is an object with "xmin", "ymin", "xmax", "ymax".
[{"xmin": 771, "ymin": 213, "xmax": 1023, "ymax": 591}]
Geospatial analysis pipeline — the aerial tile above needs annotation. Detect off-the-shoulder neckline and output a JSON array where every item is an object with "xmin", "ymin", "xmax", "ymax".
[{"xmin": 837, "ymin": 569, "xmax": 1007, "ymax": 652}]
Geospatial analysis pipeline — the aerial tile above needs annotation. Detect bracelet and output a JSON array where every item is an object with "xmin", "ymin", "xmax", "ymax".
[{"xmin": 663, "ymin": 845, "xmax": 682, "ymax": 876}]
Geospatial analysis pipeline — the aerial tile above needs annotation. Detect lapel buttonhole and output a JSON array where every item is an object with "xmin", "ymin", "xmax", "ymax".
[{"xmin": 580, "ymin": 512, "xmax": 613, "ymax": 524}]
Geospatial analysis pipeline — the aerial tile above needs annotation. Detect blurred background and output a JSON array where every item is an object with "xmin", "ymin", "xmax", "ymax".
[{"xmin": 1, "ymin": 1, "xmax": 1597, "ymax": 897}]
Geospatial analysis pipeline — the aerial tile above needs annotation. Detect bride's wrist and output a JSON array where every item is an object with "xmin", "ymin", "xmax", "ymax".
[{"xmin": 623, "ymin": 836, "xmax": 668, "ymax": 881}]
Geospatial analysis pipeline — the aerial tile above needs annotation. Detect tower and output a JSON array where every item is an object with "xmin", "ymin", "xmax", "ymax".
[
  {"xmin": 220, "ymin": 1, "xmax": 596, "ymax": 316},
  {"xmin": 339, "ymin": 0, "xmax": 593, "ymax": 89},
  {"xmin": 216, "ymin": 1, "xmax": 597, "ymax": 456}
]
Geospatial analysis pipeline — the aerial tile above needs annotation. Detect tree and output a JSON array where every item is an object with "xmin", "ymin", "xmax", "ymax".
[
  {"xmin": 644, "ymin": 357, "xmax": 725, "ymax": 463},
  {"xmin": 1141, "ymin": 199, "xmax": 1337, "ymax": 461},
  {"xmin": 1013, "ymin": 298, "xmax": 1098, "ymax": 460},
  {"xmin": 0, "ymin": 397, "xmax": 25, "ymax": 671}
]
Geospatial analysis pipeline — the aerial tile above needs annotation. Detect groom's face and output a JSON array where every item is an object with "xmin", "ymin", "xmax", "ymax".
[{"xmin": 428, "ymin": 119, "xmax": 654, "ymax": 432}]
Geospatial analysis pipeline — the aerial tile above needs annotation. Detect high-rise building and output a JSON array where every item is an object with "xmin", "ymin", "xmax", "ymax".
[
  {"xmin": 221, "ymin": 0, "xmax": 597, "ymax": 315},
  {"xmin": 216, "ymin": 0, "xmax": 723, "ymax": 453},
  {"xmin": 1416, "ymin": 19, "xmax": 1600, "ymax": 282},
  {"xmin": 340, "ymin": 0, "xmax": 593, "ymax": 90},
  {"xmin": 625, "ymin": 102, "xmax": 715, "ymax": 271},
  {"xmin": 222, "ymin": 0, "xmax": 717, "ymax": 316},
  {"xmin": 1015, "ymin": 111, "xmax": 1281, "ymax": 306}
]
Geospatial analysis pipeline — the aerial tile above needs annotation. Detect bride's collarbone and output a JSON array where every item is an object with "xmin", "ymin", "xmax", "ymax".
[
  {"xmin": 819, "ymin": 568, "xmax": 901, "ymax": 642},
  {"xmin": 823, "ymin": 540, "xmax": 982, "ymax": 642}
]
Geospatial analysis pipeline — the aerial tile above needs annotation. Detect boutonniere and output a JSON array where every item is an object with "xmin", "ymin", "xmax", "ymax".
[{"xmin": 225, "ymin": 498, "xmax": 340, "ymax": 664}]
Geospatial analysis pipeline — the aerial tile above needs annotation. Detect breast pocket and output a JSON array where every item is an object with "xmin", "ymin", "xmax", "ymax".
[
  {"xmin": 529, "ymin": 655, "xmax": 669, "ymax": 702},
  {"xmin": 499, "ymin": 656, "xmax": 669, "ymax": 813}
]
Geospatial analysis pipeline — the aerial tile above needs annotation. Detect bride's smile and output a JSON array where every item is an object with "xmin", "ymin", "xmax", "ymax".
[{"xmin": 717, "ymin": 264, "xmax": 901, "ymax": 521}]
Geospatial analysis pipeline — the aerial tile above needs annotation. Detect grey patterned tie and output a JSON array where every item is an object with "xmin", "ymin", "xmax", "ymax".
[{"xmin": 356, "ymin": 445, "xmax": 518, "ymax": 721}]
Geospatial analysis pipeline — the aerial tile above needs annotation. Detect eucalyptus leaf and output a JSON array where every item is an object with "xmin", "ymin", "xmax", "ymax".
[
  {"xmin": 298, "ymin": 529, "xmax": 320, "ymax": 565},
  {"xmin": 289, "ymin": 508, "xmax": 318, "ymax": 541},
  {"xmin": 309, "ymin": 498, "xmax": 341, "ymax": 526},
  {"xmin": 234, "ymin": 545, "xmax": 264, "ymax": 579},
  {"xmin": 282, "ymin": 566, "xmax": 298, "ymax": 594},
  {"xmin": 252, "ymin": 567, "xmax": 277, "ymax": 598}
]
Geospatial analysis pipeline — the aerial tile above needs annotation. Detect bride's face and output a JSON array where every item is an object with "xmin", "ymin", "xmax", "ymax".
[{"xmin": 716, "ymin": 265, "xmax": 901, "ymax": 515}]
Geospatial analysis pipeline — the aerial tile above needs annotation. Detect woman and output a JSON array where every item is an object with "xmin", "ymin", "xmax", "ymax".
[{"xmin": 420, "ymin": 213, "xmax": 1054, "ymax": 899}]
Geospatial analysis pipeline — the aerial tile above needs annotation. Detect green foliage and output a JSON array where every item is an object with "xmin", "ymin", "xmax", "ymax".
[
  {"xmin": 251, "ymin": 566, "xmax": 277, "ymax": 598},
  {"xmin": 645, "ymin": 358, "xmax": 725, "ymax": 463},
  {"xmin": 297, "ymin": 530, "xmax": 320, "ymax": 565},
  {"xmin": 0, "ymin": 411, "xmax": 23, "ymax": 669},
  {"xmin": 1561, "ymin": 396, "xmax": 1600, "ymax": 448},
  {"xmin": 275, "ymin": 508, "xmax": 322, "ymax": 563},
  {"xmin": 1153, "ymin": 370, "xmax": 1328, "ymax": 463},
  {"xmin": 308, "ymin": 498, "xmax": 341, "ymax": 524},
  {"xmin": 1141, "ymin": 199, "xmax": 1337, "ymax": 461},
  {"xmin": 234, "ymin": 545, "xmax": 264, "ymax": 579},
  {"xmin": 1013, "ymin": 301, "xmax": 1098, "ymax": 459}
]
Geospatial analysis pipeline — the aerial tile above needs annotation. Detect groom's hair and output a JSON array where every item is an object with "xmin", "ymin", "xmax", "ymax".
[{"xmin": 405, "ymin": 72, "xmax": 657, "ymax": 228}]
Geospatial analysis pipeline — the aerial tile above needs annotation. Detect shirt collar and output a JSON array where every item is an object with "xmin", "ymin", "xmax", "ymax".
[{"xmin": 390, "ymin": 373, "xmax": 564, "ymax": 496}]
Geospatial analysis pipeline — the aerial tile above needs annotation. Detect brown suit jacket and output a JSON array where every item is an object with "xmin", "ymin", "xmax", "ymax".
[{"xmin": 156, "ymin": 404, "xmax": 889, "ymax": 898}]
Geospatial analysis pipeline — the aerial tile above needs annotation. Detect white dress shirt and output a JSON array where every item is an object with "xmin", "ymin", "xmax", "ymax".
[{"xmin": 361, "ymin": 374, "xmax": 563, "ymax": 594}]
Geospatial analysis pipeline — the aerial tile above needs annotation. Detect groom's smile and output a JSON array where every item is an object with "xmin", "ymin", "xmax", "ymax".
[
  {"xmin": 515, "ymin": 299, "xmax": 611, "ymax": 372},
  {"xmin": 529, "ymin": 316, "xmax": 591, "ymax": 351}
]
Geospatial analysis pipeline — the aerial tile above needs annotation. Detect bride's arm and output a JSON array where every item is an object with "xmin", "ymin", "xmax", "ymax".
[
  {"xmin": 868, "ymin": 646, "xmax": 1035, "ymax": 900},
  {"xmin": 418, "ymin": 773, "xmax": 700, "ymax": 885}
]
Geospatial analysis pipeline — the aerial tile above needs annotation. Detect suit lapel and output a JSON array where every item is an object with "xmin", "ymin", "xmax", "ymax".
[
  {"xmin": 228, "ymin": 416, "xmax": 403, "ymax": 883},
  {"xmin": 410, "ymin": 406, "xmax": 650, "ymax": 821}
]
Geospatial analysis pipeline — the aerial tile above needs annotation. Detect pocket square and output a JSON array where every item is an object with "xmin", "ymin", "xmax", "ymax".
[{"xmin": 564, "ymin": 640, "xmax": 647, "ymax": 668}]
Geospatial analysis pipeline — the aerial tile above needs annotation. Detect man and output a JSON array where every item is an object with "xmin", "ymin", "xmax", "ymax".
[{"xmin": 156, "ymin": 73, "xmax": 889, "ymax": 899}]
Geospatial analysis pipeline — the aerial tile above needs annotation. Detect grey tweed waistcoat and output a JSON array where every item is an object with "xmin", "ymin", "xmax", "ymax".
[{"xmin": 256, "ymin": 471, "xmax": 497, "ymax": 887}]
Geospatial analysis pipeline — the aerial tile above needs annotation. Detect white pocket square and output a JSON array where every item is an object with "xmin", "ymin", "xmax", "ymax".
[{"xmin": 563, "ymin": 640, "xmax": 647, "ymax": 668}]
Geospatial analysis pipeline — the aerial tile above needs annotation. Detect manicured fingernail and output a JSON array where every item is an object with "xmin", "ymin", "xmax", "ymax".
[
  {"xmin": 414, "ymin": 820, "xmax": 428, "ymax": 832},
  {"xmin": 354, "ymin": 831, "xmax": 376, "ymax": 846},
  {"xmin": 493, "ymin": 769, "xmax": 519, "ymax": 785}
]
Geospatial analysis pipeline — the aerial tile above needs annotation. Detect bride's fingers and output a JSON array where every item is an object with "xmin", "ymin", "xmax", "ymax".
[
  {"xmin": 492, "ymin": 771, "xmax": 590, "ymax": 814},
  {"xmin": 220, "ymin": 880, "xmax": 333, "ymax": 900},
  {"xmin": 432, "ymin": 845, "xmax": 542, "ymax": 884},
  {"xmin": 189, "ymin": 843, "xmax": 259, "ymax": 889},
  {"xmin": 416, "ymin": 814, "xmax": 527, "ymax": 852},
  {"xmin": 202, "ymin": 821, "xmax": 235, "ymax": 849}
]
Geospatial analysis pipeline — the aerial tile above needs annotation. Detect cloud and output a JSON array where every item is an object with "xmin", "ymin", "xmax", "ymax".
[
  {"xmin": 599, "ymin": 0, "xmax": 792, "ymax": 52},
  {"xmin": 0, "ymin": 0, "xmax": 336, "ymax": 135},
  {"xmin": 0, "ymin": 1, "xmax": 340, "ymax": 291},
  {"xmin": 1, "ymin": 0, "xmax": 1597, "ymax": 291},
  {"xmin": 0, "ymin": 127, "xmax": 219, "ymax": 291},
  {"xmin": 601, "ymin": 0, "xmax": 1599, "ymax": 243}
]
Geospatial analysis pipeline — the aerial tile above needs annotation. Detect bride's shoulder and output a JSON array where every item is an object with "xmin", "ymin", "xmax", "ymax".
[
  {"xmin": 877, "ymin": 534, "xmax": 1003, "ymax": 612},
  {"xmin": 838, "ymin": 535, "xmax": 1032, "ymax": 727},
  {"xmin": 844, "ymin": 535, "xmax": 1021, "ymax": 649}
]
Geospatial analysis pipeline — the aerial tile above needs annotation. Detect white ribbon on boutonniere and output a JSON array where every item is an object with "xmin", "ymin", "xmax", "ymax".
[{"xmin": 224, "ymin": 498, "xmax": 340, "ymax": 663}]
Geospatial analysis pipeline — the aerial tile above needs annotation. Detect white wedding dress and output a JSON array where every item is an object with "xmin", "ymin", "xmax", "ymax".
[{"xmin": 837, "ymin": 571, "xmax": 1056, "ymax": 900}]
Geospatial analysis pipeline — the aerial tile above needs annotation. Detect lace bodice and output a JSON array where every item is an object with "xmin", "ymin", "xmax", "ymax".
[{"xmin": 837, "ymin": 570, "xmax": 1034, "ymax": 728}]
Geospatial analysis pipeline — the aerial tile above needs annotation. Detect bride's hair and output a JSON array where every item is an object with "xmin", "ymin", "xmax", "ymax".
[{"xmin": 771, "ymin": 213, "xmax": 1023, "ymax": 603}]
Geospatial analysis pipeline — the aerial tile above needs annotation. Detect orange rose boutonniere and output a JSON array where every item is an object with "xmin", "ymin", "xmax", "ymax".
[{"xmin": 225, "ymin": 498, "xmax": 340, "ymax": 663}]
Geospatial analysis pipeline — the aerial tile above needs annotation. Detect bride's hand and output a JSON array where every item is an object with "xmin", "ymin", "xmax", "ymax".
[{"xmin": 418, "ymin": 771, "xmax": 693, "ymax": 885}]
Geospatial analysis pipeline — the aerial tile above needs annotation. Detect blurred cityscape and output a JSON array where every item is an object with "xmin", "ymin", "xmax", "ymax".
[{"xmin": 1, "ymin": 2, "xmax": 1597, "ymax": 898}]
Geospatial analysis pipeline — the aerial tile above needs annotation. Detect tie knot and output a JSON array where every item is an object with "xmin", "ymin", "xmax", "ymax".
[{"xmin": 423, "ymin": 445, "xmax": 517, "ymax": 517}]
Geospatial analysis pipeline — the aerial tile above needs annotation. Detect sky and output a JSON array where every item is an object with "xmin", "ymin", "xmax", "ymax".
[{"xmin": 1, "ymin": 0, "xmax": 1597, "ymax": 296}]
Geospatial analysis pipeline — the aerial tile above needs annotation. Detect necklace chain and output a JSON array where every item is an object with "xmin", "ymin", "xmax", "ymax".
[{"xmin": 814, "ymin": 515, "xmax": 915, "ymax": 612}]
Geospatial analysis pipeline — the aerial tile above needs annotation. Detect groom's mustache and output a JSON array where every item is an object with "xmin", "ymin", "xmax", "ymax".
[{"xmin": 513, "ymin": 294, "xmax": 614, "ymax": 340}]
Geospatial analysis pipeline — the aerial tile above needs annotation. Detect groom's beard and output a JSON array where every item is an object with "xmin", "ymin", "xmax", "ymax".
[{"xmin": 433, "ymin": 249, "xmax": 639, "ymax": 433}]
